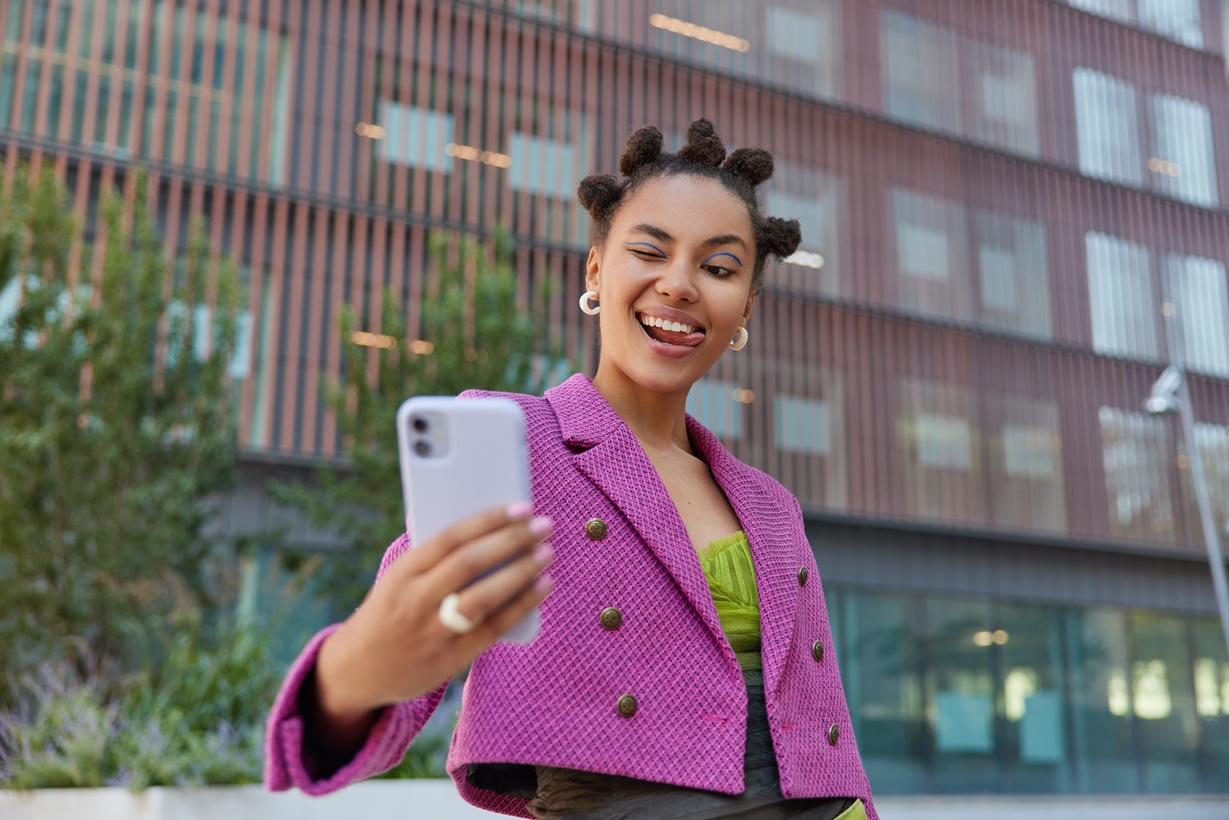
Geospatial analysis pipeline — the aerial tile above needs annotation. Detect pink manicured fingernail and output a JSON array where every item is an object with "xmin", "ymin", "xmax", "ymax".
[
  {"xmin": 529, "ymin": 516, "xmax": 553, "ymax": 535},
  {"xmin": 534, "ymin": 575, "xmax": 554, "ymax": 593},
  {"xmin": 534, "ymin": 543, "xmax": 554, "ymax": 563},
  {"xmin": 507, "ymin": 501, "xmax": 533, "ymax": 519}
]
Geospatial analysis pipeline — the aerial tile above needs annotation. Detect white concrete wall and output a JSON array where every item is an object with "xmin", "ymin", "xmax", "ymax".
[{"xmin": 3, "ymin": 781, "xmax": 1229, "ymax": 820}]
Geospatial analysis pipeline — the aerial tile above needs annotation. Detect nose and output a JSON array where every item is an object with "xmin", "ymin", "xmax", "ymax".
[{"xmin": 654, "ymin": 259, "xmax": 699, "ymax": 303}]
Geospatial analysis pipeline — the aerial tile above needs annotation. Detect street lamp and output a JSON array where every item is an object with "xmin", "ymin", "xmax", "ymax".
[{"xmin": 1145, "ymin": 364, "xmax": 1229, "ymax": 659}]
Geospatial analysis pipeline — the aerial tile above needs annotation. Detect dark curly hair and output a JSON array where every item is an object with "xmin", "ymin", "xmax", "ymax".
[{"xmin": 577, "ymin": 119, "xmax": 802, "ymax": 291}]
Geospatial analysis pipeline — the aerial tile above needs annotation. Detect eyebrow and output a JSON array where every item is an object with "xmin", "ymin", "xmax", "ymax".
[{"xmin": 628, "ymin": 224, "xmax": 749, "ymax": 252}]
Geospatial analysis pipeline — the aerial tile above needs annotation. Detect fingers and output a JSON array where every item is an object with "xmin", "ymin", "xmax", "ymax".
[
  {"xmin": 468, "ymin": 573, "xmax": 554, "ymax": 647},
  {"xmin": 425, "ymin": 514, "xmax": 553, "ymax": 595},
  {"xmin": 392, "ymin": 501, "xmax": 534, "ymax": 577},
  {"xmin": 450, "ymin": 543, "xmax": 553, "ymax": 624}
]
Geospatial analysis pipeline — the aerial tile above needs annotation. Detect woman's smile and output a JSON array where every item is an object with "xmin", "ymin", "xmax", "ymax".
[{"xmin": 636, "ymin": 309, "xmax": 706, "ymax": 351}]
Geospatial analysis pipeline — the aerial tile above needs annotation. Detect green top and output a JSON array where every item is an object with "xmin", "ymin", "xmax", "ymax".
[{"xmin": 698, "ymin": 531, "xmax": 762, "ymax": 671}]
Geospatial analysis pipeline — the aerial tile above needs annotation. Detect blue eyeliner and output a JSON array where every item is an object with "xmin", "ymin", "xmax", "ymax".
[
  {"xmin": 628, "ymin": 241, "xmax": 666, "ymax": 255},
  {"xmin": 702, "ymin": 251, "xmax": 743, "ymax": 266}
]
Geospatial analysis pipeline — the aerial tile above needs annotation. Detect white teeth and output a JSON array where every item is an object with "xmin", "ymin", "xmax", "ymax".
[{"xmin": 639, "ymin": 314, "xmax": 695, "ymax": 334}]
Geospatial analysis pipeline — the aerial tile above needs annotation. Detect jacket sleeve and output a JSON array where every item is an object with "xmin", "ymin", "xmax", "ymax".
[{"xmin": 263, "ymin": 533, "xmax": 450, "ymax": 794}]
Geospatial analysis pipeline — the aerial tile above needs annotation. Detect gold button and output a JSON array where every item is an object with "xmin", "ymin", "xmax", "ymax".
[
  {"xmin": 798, "ymin": 566, "xmax": 809, "ymax": 586},
  {"xmin": 812, "ymin": 640, "xmax": 824, "ymax": 663},
  {"xmin": 828, "ymin": 724, "xmax": 839, "ymax": 745},
  {"xmin": 600, "ymin": 607, "xmax": 623, "ymax": 630},
  {"xmin": 585, "ymin": 518, "xmax": 607, "ymax": 540},
  {"xmin": 617, "ymin": 694, "xmax": 638, "ymax": 717}
]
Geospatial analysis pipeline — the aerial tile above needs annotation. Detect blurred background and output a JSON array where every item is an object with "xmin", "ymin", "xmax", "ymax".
[{"xmin": 2, "ymin": 0, "xmax": 1229, "ymax": 814}]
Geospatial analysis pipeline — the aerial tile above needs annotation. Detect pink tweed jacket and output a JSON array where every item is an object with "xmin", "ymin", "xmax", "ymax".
[{"xmin": 264, "ymin": 374, "xmax": 876, "ymax": 818}]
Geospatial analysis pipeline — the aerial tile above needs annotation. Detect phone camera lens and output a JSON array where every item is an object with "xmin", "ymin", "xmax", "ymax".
[
  {"xmin": 414, "ymin": 439, "xmax": 432, "ymax": 457},
  {"xmin": 412, "ymin": 416, "xmax": 429, "ymax": 433}
]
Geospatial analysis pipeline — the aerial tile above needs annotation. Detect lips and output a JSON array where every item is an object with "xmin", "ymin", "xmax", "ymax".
[{"xmin": 637, "ymin": 312, "xmax": 706, "ymax": 348}]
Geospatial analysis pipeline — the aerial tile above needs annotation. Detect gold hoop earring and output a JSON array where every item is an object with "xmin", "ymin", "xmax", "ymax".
[
  {"xmin": 729, "ymin": 326, "xmax": 749, "ymax": 351},
  {"xmin": 579, "ymin": 290, "xmax": 600, "ymax": 315}
]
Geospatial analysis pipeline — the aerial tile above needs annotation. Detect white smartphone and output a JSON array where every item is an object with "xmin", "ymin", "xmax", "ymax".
[{"xmin": 395, "ymin": 395, "xmax": 539, "ymax": 644}]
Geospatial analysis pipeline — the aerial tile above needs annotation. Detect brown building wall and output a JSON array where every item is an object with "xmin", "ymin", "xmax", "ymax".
[{"xmin": 3, "ymin": 0, "xmax": 1229, "ymax": 557}]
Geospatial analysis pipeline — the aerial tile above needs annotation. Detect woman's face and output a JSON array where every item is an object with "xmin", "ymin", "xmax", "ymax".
[{"xmin": 586, "ymin": 174, "xmax": 756, "ymax": 396}]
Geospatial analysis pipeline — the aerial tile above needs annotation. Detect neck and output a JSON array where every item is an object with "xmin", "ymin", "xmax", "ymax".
[{"xmin": 591, "ymin": 361, "xmax": 694, "ymax": 455}]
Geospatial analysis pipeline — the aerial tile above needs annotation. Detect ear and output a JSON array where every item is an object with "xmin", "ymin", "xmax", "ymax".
[
  {"xmin": 741, "ymin": 289, "xmax": 756, "ymax": 325},
  {"xmin": 585, "ymin": 246, "xmax": 601, "ymax": 294}
]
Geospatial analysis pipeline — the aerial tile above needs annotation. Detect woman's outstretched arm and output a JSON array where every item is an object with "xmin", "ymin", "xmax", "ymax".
[{"xmin": 264, "ymin": 504, "xmax": 555, "ymax": 793}]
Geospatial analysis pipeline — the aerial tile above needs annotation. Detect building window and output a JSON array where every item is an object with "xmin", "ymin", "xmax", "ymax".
[
  {"xmin": 973, "ymin": 213, "xmax": 1052, "ymax": 339},
  {"xmin": 1194, "ymin": 423, "xmax": 1229, "ymax": 531},
  {"xmin": 376, "ymin": 102, "xmax": 454, "ymax": 172},
  {"xmin": 1098, "ymin": 406, "xmax": 1174, "ymax": 542},
  {"xmin": 1149, "ymin": 93, "xmax": 1218, "ymax": 208},
  {"xmin": 898, "ymin": 379, "xmax": 984, "ymax": 524},
  {"xmin": 882, "ymin": 11, "xmax": 1038, "ymax": 155},
  {"xmin": 765, "ymin": 166, "xmax": 842, "ymax": 297},
  {"xmin": 508, "ymin": 133, "xmax": 576, "ymax": 199},
  {"xmin": 687, "ymin": 378, "xmax": 742, "ymax": 441},
  {"xmin": 1073, "ymin": 68, "xmax": 1142, "ymax": 187},
  {"xmin": 987, "ymin": 396, "xmax": 1066, "ymax": 533},
  {"xmin": 1085, "ymin": 232, "xmax": 1159, "ymax": 360},
  {"xmin": 765, "ymin": 2, "xmax": 839, "ymax": 100},
  {"xmin": 917, "ymin": 414, "xmax": 974, "ymax": 470},
  {"xmin": 967, "ymin": 40, "xmax": 1040, "ymax": 156},
  {"xmin": 882, "ymin": 11, "xmax": 962, "ymax": 134},
  {"xmin": 1163, "ymin": 254, "xmax": 1229, "ymax": 377},
  {"xmin": 1138, "ymin": 0, "xmax": 1202, "ymax": 47},
  {"xmin": 775, "ymin": 394, "xmax": 828, "ymax": 455},
  {"xmin": 1072, "ymin": 0, "xmax": 1203, "ymax": 48},
  {"xmin": 892, "ymin": 189, "xmax": 972, "ymax": 323},
  {"xmin": 1069, "ymin": 0, "xmax": 1135, "ymax": 23}
]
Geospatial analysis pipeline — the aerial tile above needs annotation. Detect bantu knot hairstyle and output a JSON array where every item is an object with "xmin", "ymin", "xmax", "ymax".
[{"xmin": 576, "ymin": 118, "xmax": 801, "ymax": 290}]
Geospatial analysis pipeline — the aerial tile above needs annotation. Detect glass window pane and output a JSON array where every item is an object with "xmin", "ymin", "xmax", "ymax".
[
  {"xmin": 925, "ymin": 596, "xmax": 1000, "ymax": 790},
  {"xmin": 882, "ymin": 11, "xmax": 962, "ymax": 134},
  {"xmin": 1164, "ymin": 254, "xmax": 1229, "ymax": 377},
  {"xmin": 898, "ymin": 378, "xmax": 985, "ymax": 525},
  {"xmin": 376, "ymin": 102, "xmax": 455, "ymax": 173},
  {"xmin": 764, "ymin": 1, "xmax": 840, "ymax": 101},
  {"xmin": 1065, "ymin": 608, "xmax": 1138, "ymax": 792},
  {"xmin": 765, "ymin": 166, "xmax": 843, "ymax": 298},
  {"xmin": 775, "ymin": 394, "xmax": 828, "ymax": 455},
  {"xmin": 771, "ymin": 362, "xmax": 846, "ymax": 511},
  {"xmin": 1085, "ymin": 231, "xmax": 1159, "ymax": 360},
  {"xmin": 1191, "ymin": 619, "xmax": 1229, "ymax": 791},
  {"xmin": 1138, "ymin": 0, "xmax": 1203, "ymax": 48},
  {"xmin": 998, "ymin": 604, "xmax": 1072, "ymax": 792},
  {"xmin": 973, "ymin": 212, "xmax": 1051, "ymax": 338},
  {"xmin": 687, "ymin": 378, "xmax": 742, "ymax": 441},
  {"xmin": 1069, "ymin": 0, "xmax": 1136, "ymax": 24},
  {"xmin": 1129, "ymin": 612, "xmax": 1201, "ymax": 791},
  {"xmin": 1073, "ymin": 68, "xmax": 1142, "ymax": 187},
  {"xmin": 892, "ymin": 189, "xmax": 972, "ymax": 322},
  {"xmin": 840, "ymin": 590, "xmax": 927, "ymax": 793},
  {"xmin": 1149, "ymin": 94, "xmax": 1218, "ymax": 208},
  {"xmin": 1098, "ymin": 406, "xmax": 1175, "ymax": 543},
  {"xmin": 966, "ymin": 39, "xmax": 1039, "ymax": 156},
  {"xmin": 986, "ymin": 396, "xmax": 1066, "ymax": 533}
]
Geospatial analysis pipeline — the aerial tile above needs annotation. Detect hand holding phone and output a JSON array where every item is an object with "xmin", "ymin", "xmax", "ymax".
[{"xmin": 396, "ymin": 396, "xmax": 540, "ymax": 643}]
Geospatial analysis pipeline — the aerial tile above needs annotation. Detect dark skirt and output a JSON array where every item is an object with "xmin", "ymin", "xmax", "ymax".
[{"xmin": 522, "ymin": 669, "xmax": 856, "ymax": 820}]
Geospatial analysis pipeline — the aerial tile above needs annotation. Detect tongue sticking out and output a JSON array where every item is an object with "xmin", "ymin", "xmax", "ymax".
[{"xmin": 643, "ymin": 322, "xmax": 705, "ymax": 347}]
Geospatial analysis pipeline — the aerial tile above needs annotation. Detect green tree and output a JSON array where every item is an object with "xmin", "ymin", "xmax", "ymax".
[
  {"xmin": 273, "ymin": 228, "xmax": 569, "ymax": 610},
  {"xmin": 0, "ymin": 169, "xmax": 242, "ymax": 698}
]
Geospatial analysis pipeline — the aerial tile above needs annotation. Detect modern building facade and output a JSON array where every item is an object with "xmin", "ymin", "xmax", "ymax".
[{"xmin": 4, "ymin": 0, "xmax": 1229, "ymax": 795}]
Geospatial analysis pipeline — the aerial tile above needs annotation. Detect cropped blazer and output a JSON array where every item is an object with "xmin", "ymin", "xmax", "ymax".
[{"xmin": 264, "ymin": 373, "xmax": 877, "ymax": 819}]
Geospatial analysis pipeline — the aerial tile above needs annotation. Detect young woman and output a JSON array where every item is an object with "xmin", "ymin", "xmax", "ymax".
[{"xmin": 265, "ymin": 120, "xmax": 876, "ymax": 819}]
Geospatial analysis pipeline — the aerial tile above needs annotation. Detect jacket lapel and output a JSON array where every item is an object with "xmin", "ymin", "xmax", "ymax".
[
  {"xmin": 547, "ymin": 376, "xmax": 727, "ymax": 649},
  {"xmin": 687, "ymin": 417, "xmax": 801, "ymax": 696},
  {"xmin": 546, "ymin": 376, "xmax": 802, "ymax": 691}
]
